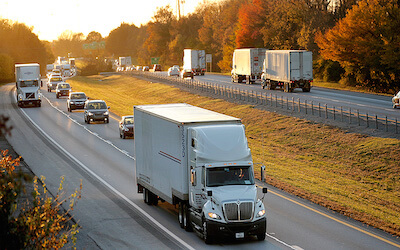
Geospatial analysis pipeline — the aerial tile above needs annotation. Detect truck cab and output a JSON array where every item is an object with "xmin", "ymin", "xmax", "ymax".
[{"xmin": 15, "ymin": 63, "xmax": 42, "ymax": 107}]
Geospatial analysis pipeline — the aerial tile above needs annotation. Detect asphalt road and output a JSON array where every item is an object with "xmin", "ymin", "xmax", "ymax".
[
  {"xmin": 155, "ymin": 71, "xmax": 400, "ymax": 120},
  {"xmin": 1, "ymin": 81, "xmax": 399, "ymax": 249}
]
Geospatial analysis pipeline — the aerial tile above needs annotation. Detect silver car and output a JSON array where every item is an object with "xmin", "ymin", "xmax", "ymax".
[{"xmin": 67, "ymin": 92, "xmax": 87, "ymax": 112}]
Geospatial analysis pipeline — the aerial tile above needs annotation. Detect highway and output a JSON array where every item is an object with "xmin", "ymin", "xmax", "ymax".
[
  {"xmin": 153, "ymin": 72, "xmax": 400, "ymax": 123},
  {"xmin": 1, "ymin": 81, "xmax": 399, "ymax": 249}
]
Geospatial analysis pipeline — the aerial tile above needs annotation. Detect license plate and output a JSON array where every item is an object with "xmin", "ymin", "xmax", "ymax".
[{"xmin": 235, "ymin": 232, "xmax": 244, "ymax": 239}]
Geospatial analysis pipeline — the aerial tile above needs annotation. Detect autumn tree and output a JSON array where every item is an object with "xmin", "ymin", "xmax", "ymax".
[
  {"xmin": 52, "ymin": 31, "xmax": 85, "ymax": 58},
  {"xmin": 316, "ymin": 0, "xmax": 400, "ymax": 92},
  {"xmin": 144, "ymin": 5, "xmax": 175, "ymax": 65},
  {"xmin": 236, "ymin": 0, "xmax": 265, "ymax": 48}
]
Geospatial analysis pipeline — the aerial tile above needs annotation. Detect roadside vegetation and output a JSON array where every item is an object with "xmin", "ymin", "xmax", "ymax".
[
  {"xmin": 67, "ymin": 74, "xmax": 400, "ymax": 237},
  {"xmin": 0, "ymin": 118, "xmax": 82, "ymax": 249}
]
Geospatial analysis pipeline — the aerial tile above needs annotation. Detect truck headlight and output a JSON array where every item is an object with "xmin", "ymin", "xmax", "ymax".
[
  {"xmin": 256, "ymin": 209, "xmax": 266, "ymax": 218},
  {"xmin": 88, "ymin": 112, "xmax": 93, "ymax": 116},
  {"xmin": 208, "ymin": 212, "xmax": 221, "ymax": 220}
]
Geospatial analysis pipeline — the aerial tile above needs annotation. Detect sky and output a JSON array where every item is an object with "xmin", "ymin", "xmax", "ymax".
[{"xmin": 0, "ymin": 0, "xmax": 213, "ymax": 41}]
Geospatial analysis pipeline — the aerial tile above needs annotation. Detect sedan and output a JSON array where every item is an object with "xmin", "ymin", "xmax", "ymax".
[
  {"xmin": 119, "ymin": 115, "xmax": 134, "ymax": 139},
  {"xmin": 55, "ymin": 82, "xmax": 72, "ymax": 98},
  {"xmin": 393, "ymin": 91, "xmax": 400, "ymax": 109},
  {"xmin": 67, "ymin": 92, "xmax": 87, "ymax": 112},
  {"xmin": 181, "ymin": 69, "xmax": 194, "ymax": 79},
  {"xmin": 84, "ymin": 100, "xmax": 110, "ymax": 124},
  {"xmin": 168, "ymin": 66, "xmax": 180, "ymax": 76}
]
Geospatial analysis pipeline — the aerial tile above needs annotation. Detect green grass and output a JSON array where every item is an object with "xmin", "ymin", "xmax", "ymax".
[{"xmin": 67, "ymin": 74, "xmax": 400, "ymax": 236}]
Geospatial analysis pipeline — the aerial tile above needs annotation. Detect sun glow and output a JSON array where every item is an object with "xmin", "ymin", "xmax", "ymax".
[{"xmin": 0, "ymin": 0, "xmax": 207, "ymax": 41}]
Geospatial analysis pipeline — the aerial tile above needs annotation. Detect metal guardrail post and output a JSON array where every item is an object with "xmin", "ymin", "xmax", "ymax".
[
  {"xmin": 325, "ymin": 104, "xmax": 328, "ymax": 119},
  {"xmin": 349, "ymin": 108, "xmax": 351, "ymax": 124},
  {"xmin": 261, "ymin": 165, "xmax": 265, "ymax": 182},
  {"xmin": 366, "ymin": 113, "xmax": 369, "ymax": 127},
  {"xmin": 375, "ymin": 115, "xmax": 378, "ymax": 129},
  {"xmin": 385, "ymin": 116, "xmax": 388, "ymax": 132},
  {"xmin": 305, "ymin": 100, "xmax": 307, "ymax": 114},
  {"xmin": 358, "ymin": 110, "xmax": 360, "ymax": 126}
]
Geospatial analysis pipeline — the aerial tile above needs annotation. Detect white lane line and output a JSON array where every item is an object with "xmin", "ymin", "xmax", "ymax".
[
  {"xmin": 18, "ymin": 100, "xmax": 195, "ymax": 250},
  {"xmin": 43, "ymin": 96, "xmax": 135, "ymax": 161},
  {"xmin": 266, "ymin": 233, "xmax": 302, "ymax": 250}
]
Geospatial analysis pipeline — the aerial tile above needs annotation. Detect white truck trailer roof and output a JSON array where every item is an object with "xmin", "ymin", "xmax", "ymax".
[{"xmin": 134, "ymin": 103, "xmax": 241, "ymax": 124}]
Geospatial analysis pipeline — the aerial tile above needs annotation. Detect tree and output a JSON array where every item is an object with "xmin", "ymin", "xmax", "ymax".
[
  {"xmin": 0, "ymin": 53, "xmax": 14, "ymax": 83},
  {"xmin": 236, "ymin": 0, "xmax": 265, "ymax": 48},
  {"xmin": 52, "ymin": 31, "xmax": 85, "ymax": 58},
  {"xmin": 315, "ymin": 0, "xmax": 400, "ymax": 92}
]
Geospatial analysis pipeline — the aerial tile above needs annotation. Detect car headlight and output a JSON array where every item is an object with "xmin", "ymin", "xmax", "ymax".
[
  {"xmin": 208, "ymin": 212, "xmax": 221, "ymax": 220},
  {"xmin": 256, "ymin": 209, "xmax": 266, "ymax": 218},
  {"xmin": 70, "ymin": 101, "xmax": 74, "ymax": 104},
  {"xmin": 88, "ymin": 112, "xmax": 93, "ymax": 116},
  {"xmin": 104, "ymin": 111, "xmax": 109, "ymax": 116}
]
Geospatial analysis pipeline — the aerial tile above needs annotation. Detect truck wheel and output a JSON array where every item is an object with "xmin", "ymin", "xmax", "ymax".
[
  {"xmin": 56, "ymin": 94, "xmax": 59, "ymax": 99},
  {"xmin": 203, "ymin": 219, "xmax": 213, "ymax": 244},
  {"xmin": 178, "ymin": 202, "xmax": 184, "ymax": 228},
  {"xmin": 302, "ymin": 87, "xmax": 310, "ymax": 92},
  {"xmin": 183, "ymin": 203, "xmax": 192, "ymax": 232},
  {"xmin": 144, "ymin": 189, "xmax": 151, "ymax": 205}
]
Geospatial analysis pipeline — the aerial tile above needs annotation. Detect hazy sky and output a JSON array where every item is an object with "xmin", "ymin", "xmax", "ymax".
[{"xmin": 0, "ymin": 0, "xmax": 212, "ymax": 41}]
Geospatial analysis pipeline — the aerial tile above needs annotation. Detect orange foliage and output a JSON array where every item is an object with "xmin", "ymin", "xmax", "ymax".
[{"xmin": 236, "ymin": 0, "xmax": 266, "ymax": 48}]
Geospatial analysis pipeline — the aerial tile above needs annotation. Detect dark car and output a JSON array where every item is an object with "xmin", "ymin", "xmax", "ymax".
[
  {"xmin": 119, "ymin": 115, "xmax": 134, "ymax": 139},
  {"xmin": 84, "ymin": 100, "xmax": 110, "ymax": 124},
  {"xmin": 153, "ymin": 64, "xmax": 162, "ymax": 71},
  {"xmin": 55, "ymin": 82, "xmax": 72, "ymax": 98},
  {"xmin": 67, "ymin": 92, "xmax": 87, "ymax": 112},
  {"xmin": 181, "ymin": 69, "xmax": 194, "ymax": 79}
]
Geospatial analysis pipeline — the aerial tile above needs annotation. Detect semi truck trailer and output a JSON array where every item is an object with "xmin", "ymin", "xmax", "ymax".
[
  {"xmin": 183, "ymin": 49, "xmax": 206, "ymax": 75},
  {"xmin": 261, "ymin": 50, "xmax": 313, "ymax": 92},
  {"xmin": 134, "ymin": 103, "xmax": 267, "ymax": 243},
  {"xmin": 15, "ymin": 63, "xmax": 42, "ymax": 107},
  {"xmin": 231, "ymin": 48, "xmax": 266, "ymax": 84}
]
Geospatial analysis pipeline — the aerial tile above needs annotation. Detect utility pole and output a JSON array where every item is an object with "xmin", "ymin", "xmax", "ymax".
[{"xmin": 177, "ymin": 0, "xmax": 185, "ymax": 19}]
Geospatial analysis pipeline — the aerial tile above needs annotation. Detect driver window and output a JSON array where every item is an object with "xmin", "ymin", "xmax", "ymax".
[{"xmin": 190, "ymin": 169, "xmax": 196, "ymax": 186}]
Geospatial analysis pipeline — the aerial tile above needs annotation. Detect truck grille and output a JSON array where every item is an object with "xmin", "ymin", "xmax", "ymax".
[
  {"xmin": 25, "ymin": 92, "xmax": 35, "ymax": 99},
  {"xmin": 223, "ymin": 201, "xmax": 253, "ymax": 221}
]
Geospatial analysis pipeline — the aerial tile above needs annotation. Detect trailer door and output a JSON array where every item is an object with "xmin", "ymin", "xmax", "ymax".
[{"xmin": 290, "ymin": 52, "xmax": 300, "ymax": 81}]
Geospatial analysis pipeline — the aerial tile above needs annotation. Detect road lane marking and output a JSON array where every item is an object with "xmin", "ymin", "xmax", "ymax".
[
  {"xmin": 18, "ymin": 103, "xmax": 196, "ymax": 250},
  {"xmin": 258, "ymin": 186, "xmax": 400, "ymax": 248},
  {"xmin": 42, "ymin": 96, "xmax": 135, "ymax": 161}
]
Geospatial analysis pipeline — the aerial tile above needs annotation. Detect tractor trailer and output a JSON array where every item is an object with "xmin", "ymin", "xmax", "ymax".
[
  {"xmin": 134, "ymin": 103, "xmax": 267, "ymax": 243},
  {"xmin": 231, "ymin": 48, "xmax": 266, "ymax": 84},
  {"xmin": 183, "ymin": 49, "xmax": 206, "ymax": 75},
  {"xmin": 261, "ymin": 50, "xmax": 313, "ymax": 92},
  {"xmin": 15, "ymin": 63, "xmax": 42, "ymax": 107}
]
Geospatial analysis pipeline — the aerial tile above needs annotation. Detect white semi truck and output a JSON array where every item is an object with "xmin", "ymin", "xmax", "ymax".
[
  {"xmin": 231, "ymin": 48, "xmax": 266, "ymax": 84},
  {"xmin": 15, "ymin": 63, "xmax": 42, "ymax": 107},
  {"xmin": 183, "ymin": 49, "xmax": 206, "ymax": 75},
  {"xmin": 134, "ymin": 103, "xmax": 267, "ymax": 243},
  {"xmin": 261, "ymin": 50, "xmax": 313, "ymax": 92}
]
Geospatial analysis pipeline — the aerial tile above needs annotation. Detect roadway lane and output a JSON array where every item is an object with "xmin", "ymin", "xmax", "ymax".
[
  {"xmin": 1, "ymin": 81, "xmax": 399, "ymax": 249},
  {"xmin": 155, "ymin": 71, "xmax": 400, "ymax": 120}
]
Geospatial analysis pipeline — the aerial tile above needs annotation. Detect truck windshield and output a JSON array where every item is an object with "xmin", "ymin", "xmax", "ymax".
[
  {"xmin": 19, "ymin": 80, "xmax": 38, "ymax": 87},
  {"xmin": 206, "ymin": 166, "xmax": 254, "ymax": 187}
]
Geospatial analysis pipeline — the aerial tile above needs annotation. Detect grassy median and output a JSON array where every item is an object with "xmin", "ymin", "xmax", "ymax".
[{"xmin": 67, "ymin": 74, "xmax": 400, "ymax": 237}]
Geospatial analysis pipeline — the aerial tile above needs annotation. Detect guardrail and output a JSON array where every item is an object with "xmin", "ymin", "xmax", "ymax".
[{"xmin": 125, "ymin": 71, "xmax": 399, "ymax": 135}]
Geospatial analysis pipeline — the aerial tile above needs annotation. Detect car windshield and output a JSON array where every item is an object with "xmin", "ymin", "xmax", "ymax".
[
  {"xmin": 58, "ymin": 83, "xmax": 70, "ymax": 89},
  {"xmin": 88, "ymin": 102, "xmax": 107, "ymax": 109},
  {"xmin": 71, "ymin": 93, "xmax": 86, "ymax": 99},
  {"xmin": 206, "ymin": 166, "xmax": 254, "ymax": 187},
  {"xmin": 124, "ymin": 117, "xmax": 134, "ymax": 124},
  {"xmin": 19, "ymin": 80, "xmax": 38, "ymax": 87}
]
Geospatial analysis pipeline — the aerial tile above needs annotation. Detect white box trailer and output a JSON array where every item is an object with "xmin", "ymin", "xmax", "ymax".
[
  {"xmin": 15, "ymin": 63, "xmax": 42, "ymax": 107},
  {"xmin": 134, "ymin": 103, "xmax": 267, "ymax": 243},
  {"xmin": 231, "ymin": 48, "xmax": 266, "ymax": 84},
  {"xmin": 183, "ymin": 49, "xmax": 206, "ymax": 75},
  {"xmin": 119, "ymin": 56, "xmax": 132, "ymax": 67},
  {"xmin": 261, "ymin": 50, "xmax": 313, "ymax": 92}
]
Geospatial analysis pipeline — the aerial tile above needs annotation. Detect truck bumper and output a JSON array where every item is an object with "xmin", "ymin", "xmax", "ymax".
[{"xmin": 207, "ymin": 217, "xmax": 266, "ymax": 239}]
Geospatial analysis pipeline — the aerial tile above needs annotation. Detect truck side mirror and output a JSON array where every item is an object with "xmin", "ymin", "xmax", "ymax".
[
  {"xmin": 262, "ymin": 187, "xmax": 268, "ymax": 194},
  {"xmin": 207, "ymin": 190, "xmax": 213, "ymax": 197},
  {"xmin": 41, "ymin": 80, "xmax": 43, "ymax": 87}
]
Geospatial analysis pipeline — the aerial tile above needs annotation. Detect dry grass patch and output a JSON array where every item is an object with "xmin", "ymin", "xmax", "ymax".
[{"xmin": 67, "ymin": 75, "xmax": 400, "ymax": 236}]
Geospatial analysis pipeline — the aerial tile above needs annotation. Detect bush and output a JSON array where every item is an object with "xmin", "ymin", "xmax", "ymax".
[{"xmin": 0, "ymin": 149, "xmax": 82, "ymax": 249}]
